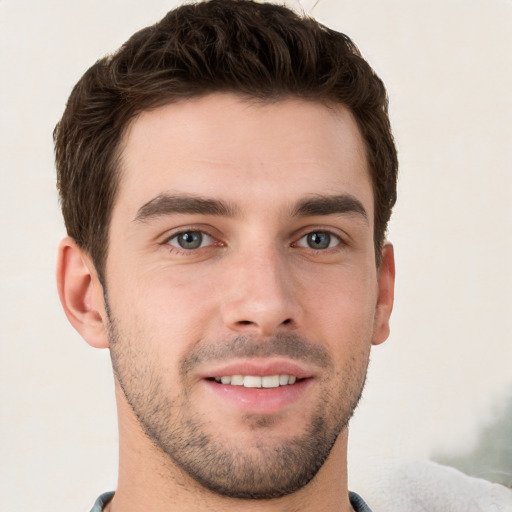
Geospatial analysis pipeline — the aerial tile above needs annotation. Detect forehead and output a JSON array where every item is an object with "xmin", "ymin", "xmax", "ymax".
[{"xmin": 115, "ymin": 93, "xmax": 373, "ymax": 222}]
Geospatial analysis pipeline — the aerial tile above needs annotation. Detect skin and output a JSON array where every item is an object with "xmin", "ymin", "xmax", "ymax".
[{"xmin": 57, "ymin": 93, "xmax": 395, "ymax": 512}]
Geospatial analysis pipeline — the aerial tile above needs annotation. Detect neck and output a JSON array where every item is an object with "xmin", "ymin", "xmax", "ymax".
[{"xmin": 109, "ymin": 385, "xmax": 354, "ymax": 512}]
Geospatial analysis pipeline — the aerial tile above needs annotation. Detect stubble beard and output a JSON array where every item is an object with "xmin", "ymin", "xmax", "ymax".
[{"xmin": 107, "ymin": 314, "xmax": 370, "ymax": 500}]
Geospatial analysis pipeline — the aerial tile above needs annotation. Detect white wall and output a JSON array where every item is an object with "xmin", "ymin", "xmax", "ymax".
[{"xmin": 1, "ymin": 1, "xmax": 511, "ymax": 509}]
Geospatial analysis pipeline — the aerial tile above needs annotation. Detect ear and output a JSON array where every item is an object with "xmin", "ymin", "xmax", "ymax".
[
  {"xmin": 56, "ymin": 237, "xmax": 109, "ymax": 348},
  {"xmin": 372, "ymin": 243, "xmax": 395, "ymax": 346}
]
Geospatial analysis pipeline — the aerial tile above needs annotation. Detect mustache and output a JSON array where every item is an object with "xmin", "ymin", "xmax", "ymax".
[{"xmin": 180, "ymin": 332, "xmax": 333, "ymax": 376}]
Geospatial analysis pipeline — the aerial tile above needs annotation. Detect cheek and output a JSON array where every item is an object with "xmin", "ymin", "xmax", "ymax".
[
  {"xmin": 304, "ymin": 265, "xmax": 378, "ymax": 345},
  {"xmin": 109, "ymin": 264, "xmax": 218, "ymax": 348},
  {"xmin": 306, "ymin": 256, "xmax": 377, "ymax": 302}
]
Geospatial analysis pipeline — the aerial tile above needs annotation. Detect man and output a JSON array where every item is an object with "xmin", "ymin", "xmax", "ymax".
[{"xmin": 54, "ymin": 1, "xmax": 397, "ymax": 510}]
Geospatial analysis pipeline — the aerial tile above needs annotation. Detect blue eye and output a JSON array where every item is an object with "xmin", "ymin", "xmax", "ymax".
[
  {"xmin": 297, "ymin": 231, "xmax": 340, "ymax": 250},
  {"xmin": 168, "ymin": 231, "xmax": 213, "ymax": 250}
]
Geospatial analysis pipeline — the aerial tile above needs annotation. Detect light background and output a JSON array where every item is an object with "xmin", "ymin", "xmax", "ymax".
[{"xmin": 0, "ymin": 0, "xmax": 511, "ymax": 510}]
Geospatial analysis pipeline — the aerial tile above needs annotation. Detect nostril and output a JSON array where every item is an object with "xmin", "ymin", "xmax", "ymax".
[{"xmin": 227, "ymin": 314, "xmax": 298, "ymax": 334}]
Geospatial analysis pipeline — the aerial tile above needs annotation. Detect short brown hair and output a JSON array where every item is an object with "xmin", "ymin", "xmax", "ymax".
[{"xmin": 55, "ymin": 0, "xmax": 398, "ymax": 282}]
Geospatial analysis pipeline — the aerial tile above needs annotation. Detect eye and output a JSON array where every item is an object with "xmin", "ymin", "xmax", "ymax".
[
  {"xmin": 296, "ymin": 231, "xmax": 341, "ymax": 250},
  {"xmin": 167, "ymin": 231, "xmax": 214, "ymax": 250}
]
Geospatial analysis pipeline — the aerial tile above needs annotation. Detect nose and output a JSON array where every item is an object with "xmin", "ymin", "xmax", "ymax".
[{"xmin": 221, "ymin": 246, "xmax": 303, "ymax": 336}]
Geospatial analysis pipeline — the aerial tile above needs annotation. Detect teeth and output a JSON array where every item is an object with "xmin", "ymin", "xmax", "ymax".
[
  {"xmin": 262, "ymin": 375, "xmax": 279, "ymax": 388},
  {"xmin": 244, "ymin": 376, "xmax": 262, "ymax": 388},
  {"xmin": 279, "ymin": 374, "xmax": 289, "ymax": 385},
  {"xmin": 214, "ymin": 374, "xmax": 298, "ymax": 388},
  {"xmin": 231, "ymin": 375, "xmax": 244, "ymax": 386}
]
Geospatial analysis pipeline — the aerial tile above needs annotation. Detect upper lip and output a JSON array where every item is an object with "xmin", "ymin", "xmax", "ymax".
[{"xmin": 198, "ymin": 358, "xmax": 314, "ymax": 380}]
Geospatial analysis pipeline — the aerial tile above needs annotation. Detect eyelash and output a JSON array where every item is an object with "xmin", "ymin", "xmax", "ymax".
[
  {"xmin": 161, "ymin": 227, "xmax": 347, "ymax": 256},
  {"xmin": 293, "ymin": 230, "xmax": 343, "ymax": 251},
  {"xmin": 163, "ymin": 228, "xmax": 221, "ymax": 255}
]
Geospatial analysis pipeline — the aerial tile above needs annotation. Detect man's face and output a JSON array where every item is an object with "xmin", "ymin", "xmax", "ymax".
[{"xmin": 103, "ymin": 94, "xmax": 391, "ymax": 498}]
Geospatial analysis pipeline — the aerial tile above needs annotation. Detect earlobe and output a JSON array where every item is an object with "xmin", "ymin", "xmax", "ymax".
[
  {"xmin": 372, "ymin": 243, "xmax": 395, "ymax": 346},
  {"xmin": 56, "ymin": 237, "xmax": 109, "ymax": 349}
]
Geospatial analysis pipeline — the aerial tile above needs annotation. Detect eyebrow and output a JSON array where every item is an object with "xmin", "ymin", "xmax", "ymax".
[
  {"xmin": 134, "ymin": 192, "xmax": 368, "ymax": 224},
  {"xmin": 134, "ymin": 193, "xmax": 238, "ymax": 222},
  {"xmin": 292, "ymin": 194, "xmax": 368, "ymax": 223}
]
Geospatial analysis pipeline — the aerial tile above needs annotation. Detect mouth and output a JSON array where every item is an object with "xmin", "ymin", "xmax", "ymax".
[
  {"xmin": 209, "ymin": 374, "xmax": 298, "ymax": 388},
  {"xmin": 199, "ymin": 360, "xmax": 313, "ymax": 415},
  {"xmin": 201, "ymin": 358, "xmax": 311, "ymax": 387}
]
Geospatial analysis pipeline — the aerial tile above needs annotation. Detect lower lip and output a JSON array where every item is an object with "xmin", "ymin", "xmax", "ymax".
[{"xmin": 203, "ymin": 379, "xmax": 312, "ymax": 415}]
